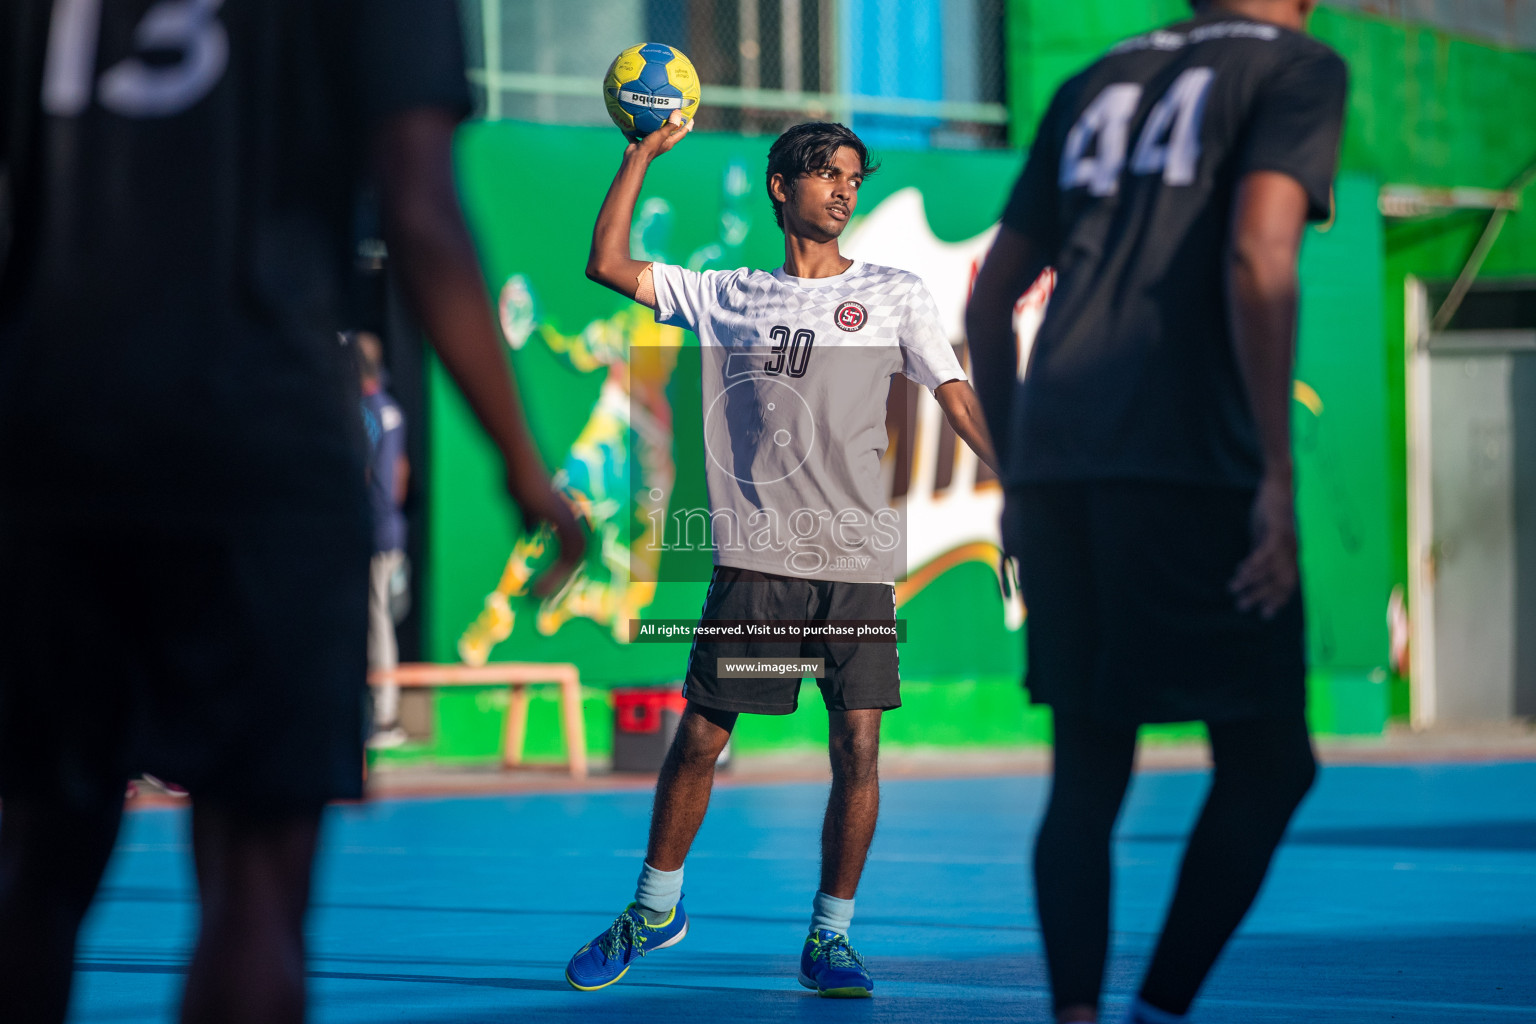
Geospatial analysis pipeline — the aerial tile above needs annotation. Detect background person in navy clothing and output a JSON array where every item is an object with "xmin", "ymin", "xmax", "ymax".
[{"xmin": 357, "ymin": 331, "xmax": 411, "ymax": 749}]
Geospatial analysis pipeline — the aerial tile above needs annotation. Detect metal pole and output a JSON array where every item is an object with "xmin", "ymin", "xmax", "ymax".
[
  {"xmin": 826, "ymin": 0, "xmax": 847, "ymax": 125},
  {"xmin": 782, "ymin": 0, "xmax": 803, "ymax": 95},
  {"xmin": 483, "ymin": 0, "xmax": 503, "ymax": 120},
  {"xmin": 1431, "ymin": 155, "xmax": 1536, "ymax": 332},
  {"xmin": 819, "ymin": 0, "xmax": 837, "ymax": 98},
  {"xmin": 740, "ymin": 0, "xmax": 762, "ymax": 92}
]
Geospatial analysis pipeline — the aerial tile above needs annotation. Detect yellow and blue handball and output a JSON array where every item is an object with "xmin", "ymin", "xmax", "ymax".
[{"xmin": 603, "ymin": 43, "xmax": 700, "ymax": 140}]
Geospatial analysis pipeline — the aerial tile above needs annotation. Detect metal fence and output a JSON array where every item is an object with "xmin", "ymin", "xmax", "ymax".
[
  {"xmin": 1325, "ymin": 0, "xmax": 1536, "ymax": 50},
  {"xmin": 457, "ymin": 0, "xmax": 1009, "ymax": 147}
]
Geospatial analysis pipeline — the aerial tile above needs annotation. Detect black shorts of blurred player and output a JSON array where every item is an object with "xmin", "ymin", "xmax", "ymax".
[
  {"xmin": 1006, "ymin": 482, "xmax": 1305, "ymax": 725},
  {"xmin": 0, "ymin": 510, "xmax": 370, "ymax": 809},
  {"xmin": 681, "ymin": 566, "xmax": 900, "ymax": 715},
  {"xmin": 1003, "ymin": 482, "xmax": 1317, "ymax": 1020},
  {"xmin": 0, "ymin": 506, "xmax": 369, "ymax": 1017}
]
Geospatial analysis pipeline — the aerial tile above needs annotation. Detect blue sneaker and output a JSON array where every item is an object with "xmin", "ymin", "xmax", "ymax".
[
  {"xmin": 798, "ymin": 929, "xmax": 873, "ymax": 998},
  {"xmin": 565, "ymin": 902, "xmax": 689, "ymax": 991}
]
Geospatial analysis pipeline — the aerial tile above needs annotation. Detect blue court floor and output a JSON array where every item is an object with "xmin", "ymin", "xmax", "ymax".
[{"xmin": 67, "ymin": 760, "xmax": 1536, "ymax": 1023}]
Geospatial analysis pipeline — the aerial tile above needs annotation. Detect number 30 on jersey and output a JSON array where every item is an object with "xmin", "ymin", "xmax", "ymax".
[
  {"xmin": 1060, "ymin": 67, "xmax": 1215, "ymax": 197},
  {"xmin": 764, "ymin": 326, "xmax": 814, "ymax": 378}
]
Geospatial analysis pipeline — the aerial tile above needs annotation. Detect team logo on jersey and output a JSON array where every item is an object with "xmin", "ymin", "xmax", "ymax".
[{"xmin": 834, "ymin": 301, "xmax": 867, "ymax": 332}]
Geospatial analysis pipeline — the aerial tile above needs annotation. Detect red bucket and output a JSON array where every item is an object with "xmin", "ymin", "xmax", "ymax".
[{"xmin": 613, "ymin": 688, "xmax": 688, "ymax": 734}]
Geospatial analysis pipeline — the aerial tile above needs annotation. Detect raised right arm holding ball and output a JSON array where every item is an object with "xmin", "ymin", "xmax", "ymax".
[{"xmin": 586, "ymin": 110, "xmax": 693, "ymax": 308}]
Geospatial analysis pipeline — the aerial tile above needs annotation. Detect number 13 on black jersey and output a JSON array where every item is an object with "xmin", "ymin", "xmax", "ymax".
[{"xmin": 43, "ymin": 0, "xmax": 229, "ymax": 119}]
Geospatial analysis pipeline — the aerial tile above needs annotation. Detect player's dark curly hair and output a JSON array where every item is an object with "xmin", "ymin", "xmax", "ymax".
[{"xmin": 765, "ymin": 122, "xmax": 879, "ymax": 230}]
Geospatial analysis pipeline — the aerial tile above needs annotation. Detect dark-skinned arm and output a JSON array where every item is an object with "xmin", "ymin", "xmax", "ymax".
[
  {"xmin": 375, "ymin": 107, "xmax": 584, "ymax": 595},
  {"xmin": 394, "ymin": 453, "xmax": 410, "ymax": 508},
  {"xmin": 1225, "ymin": 170, "xmax": 1310, "ymax": 618},
  {"xmin": 934, "ymin": 379, "xmax": 999, "ymax": 475},
  {"xmin": 587, "ymin": 111, "xmax": 692, "ymax": 307},
  {"xmin": 964, "ymin": 225, "xmax": 1050, "ymax": 471}
]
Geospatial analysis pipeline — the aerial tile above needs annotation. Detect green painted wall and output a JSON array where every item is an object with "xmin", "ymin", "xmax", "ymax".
[
  {"xmin": 385, "ymin": 127, "xmax": 1392, "ymax": 769},
  {"xmin": 432, "ymin": 122, "xmax": 1028, "ymax": 667},
  {"xmin": 396, "ymin": 124, "xmax": 1041, "ymax": 766},
  {"xmin": 1294, "ymin": 174, "xmax": 1393, "ymax": 725},
  {"xmin": 385, "ymin": 3, "xmax": 1536, "ymax": 767},
  {"xmin": 1005, "ymin": 0, "xmax": 1189, "ymax": 144},
  {"xmin": 1311, "ymin": 9, "xmax": 1536, "ymax": 716}
]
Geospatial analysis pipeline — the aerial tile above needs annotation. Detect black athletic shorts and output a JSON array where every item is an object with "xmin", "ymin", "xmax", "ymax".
[
  {"xmin": 682, "ymin": 566, "xmax": 900, "ymax": 715},
  {"xmin": 0, "ymin": 506, "xmax": 370, "ymax": 812},
  {"xmin": 1003, "ymin": 482, "xmax": 1306, "ymax": 725}
]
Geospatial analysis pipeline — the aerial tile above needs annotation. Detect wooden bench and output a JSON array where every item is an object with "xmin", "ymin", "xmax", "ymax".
[{"xmin": 368, "ymin": 662, "xmax": 587, "ymax": 780}]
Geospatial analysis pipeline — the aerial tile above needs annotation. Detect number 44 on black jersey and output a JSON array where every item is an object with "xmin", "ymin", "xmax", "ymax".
[{"xmin": 1000, "ymin": 12, "xmax": 1347, "ymax": 490}]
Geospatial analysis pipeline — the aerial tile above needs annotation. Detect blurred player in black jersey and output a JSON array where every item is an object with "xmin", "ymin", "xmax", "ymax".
[
  {"xmin": 0, "ymin": 3, "xmax": 581, "ymax": 1021},
  {"xmin": 966, "ymin": 1, "xmax": 1345, "ymax": 1022}
]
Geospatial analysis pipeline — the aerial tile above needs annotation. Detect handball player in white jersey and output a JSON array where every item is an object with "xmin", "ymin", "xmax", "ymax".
[{"xmin": 566, "ymin": 114, "xmax": 996, "ymax": 997}]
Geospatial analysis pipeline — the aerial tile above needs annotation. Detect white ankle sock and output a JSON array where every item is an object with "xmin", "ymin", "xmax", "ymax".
[
  {"xmin": 634, "ymin": 861, "xmax": 683, "ymax": 922},
  {"xmin": 809, "ymin": 890, "xmax": 854, "ymax": 937}
]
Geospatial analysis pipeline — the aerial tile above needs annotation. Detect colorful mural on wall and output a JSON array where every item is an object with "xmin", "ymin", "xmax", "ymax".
[
  {"xmin": 448, "ymin": 207, "xmax": 1050, "ymax": 665},
  {"xmin": 437, "ymin": 124, "xmax": 1038, "ymax": 681},
  {"xmin": 457, "ymin": 299, "xmax": 681, "ymax": 662}
]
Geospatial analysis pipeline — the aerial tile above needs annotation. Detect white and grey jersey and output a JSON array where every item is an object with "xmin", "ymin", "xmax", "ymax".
[{"xmin": 652, "ymin": 260, "xmax": 966, "ymax": 583}]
